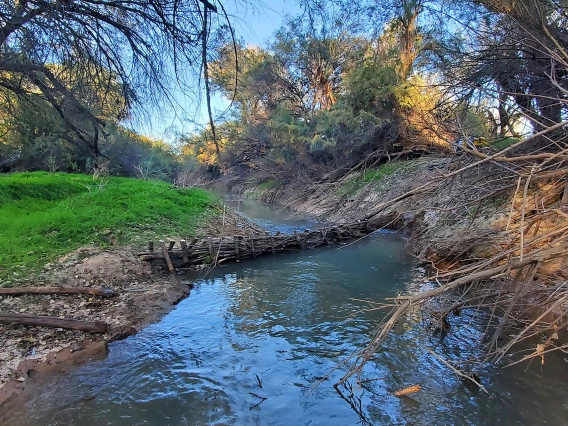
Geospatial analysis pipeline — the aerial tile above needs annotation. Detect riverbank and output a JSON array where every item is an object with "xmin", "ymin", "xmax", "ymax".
[
  {"xmin": 3, "ymin": 197, "xmax": 567, "ymax": 426},
  {"xmin": 223, "ymin": 156, "xmax": 485, "ymax": 256},
  {"xmin": 0, "ymin": 172, "xmax": 262, "ymax": 404},
  {"xmin": 218, "ymin": 153, "xmax": 568, "ymax": 373}
]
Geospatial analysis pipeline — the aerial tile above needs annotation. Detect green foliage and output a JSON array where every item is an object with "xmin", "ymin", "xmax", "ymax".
[
  {"xmin": 0, "ymin": 93, "xmax": 85, "ymax": 172},
  {"xmin": 245, "ymin": 179, "xmax": 279, "ymax": 199},
  {"xmin": 103, "ymin": 123, "xmax": 180, "ymax": 179},
  {"xmin": 342, "ymin": 59, "xmax": 399, "ymax": 113},
  {"xmin": 361, "ymin": 162, "xmax": 408, "ymax": 183},
  {"xmin": 0, "ymin": 172, "xmax": 216, "ymax": 281},
  {"xmin": 257, "ymin": 179, "xmax": 278, "ymax": 191},
  {"xmin": 459, "ymin": 108, "xmax": 492, "ymax": 139},
  {"xmin": 264, "ymin": 108, "xmax": 309, "ymax": 164},
  {"xmin": 210, "ymin": 45, "xmax": 277, "ymax": 122},
  {"xmin": 339, "ymin": 161, "xmax": 412, "ymax": 197}
]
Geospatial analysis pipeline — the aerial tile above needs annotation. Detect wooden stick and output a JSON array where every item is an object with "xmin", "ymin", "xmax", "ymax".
[
  {"xmin": 295, "ymin": 230, "xmax": 305, "ymax": 249},
  {"xmin": 168, "ymin": 240, "xmax": 175, "ymax": 251},
  {"xmin": 427, "ymin": 349, "xmax": 489, "ymax": 395},
  {"xmin": 148, "ymin": 241, "xmax": 154, "ymax": 252},
  {"xmin": 0, "ymin": 287, "xmax": 115, "ymax": 298},
  {"xmin": 562, "ymin": 178, "xmax": 568, "ymax": 210},
  {"xmin": 234, "ymin": 236, "xmax": 240, "ymax": 262},
  {"xmin": 320, "ymin": 229, "xmax": 330, "ymax": 245},
  {"xmin": 160, "ymin": 240, "xmax": 175, "ymax": 274},
  {"xmin": 0, "ymin": 313, "xmax": 108, "ymax": 333},
  {"xmin": 180, "ymin": 239, "xmax": 189, "ymax": 264}
]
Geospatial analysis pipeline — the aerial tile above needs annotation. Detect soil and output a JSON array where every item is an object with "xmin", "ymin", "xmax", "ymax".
[{"xmin": 0, "ymin": 207, "xmax": 264, "ymax": 406}]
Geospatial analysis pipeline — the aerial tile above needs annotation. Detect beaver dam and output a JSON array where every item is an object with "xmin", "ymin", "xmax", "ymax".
[{"xmin": 138, "ymin": 219, "xmax": 389, "ymax": 272}]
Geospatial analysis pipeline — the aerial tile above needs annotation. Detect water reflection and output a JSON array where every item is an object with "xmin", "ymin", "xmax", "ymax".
[{"xmin": 1, "ymin": 212, "xmax": 568, "ymax": 424}]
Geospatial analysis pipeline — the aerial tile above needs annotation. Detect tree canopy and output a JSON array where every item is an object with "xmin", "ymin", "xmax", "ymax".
[
  {"xmin": 174, "ymin": 0, "xmax": 567, "ymax": 184},
  {"xmin": 0, "ymin": 0, "xmax": 235, "ymax": 160}
]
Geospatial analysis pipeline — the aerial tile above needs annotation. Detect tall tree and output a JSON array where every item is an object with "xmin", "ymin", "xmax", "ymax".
[{"xmin": 0, "ymin": 0, "xmax": 238, "ymax": 159}]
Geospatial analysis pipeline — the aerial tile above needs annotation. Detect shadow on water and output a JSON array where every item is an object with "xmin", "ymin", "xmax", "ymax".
[{"xmin": 2, "ymin": 200, "xmax": 568, "ymax": 425}]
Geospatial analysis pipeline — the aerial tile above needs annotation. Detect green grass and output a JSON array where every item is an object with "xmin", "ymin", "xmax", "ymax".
[
  {"xmin": 256, "ymin": 179, "xmax": 278, "ymax": 191},
  {"xmin": 245, "ymin": 179, "xmax": 280, "ymax": 199},
  {"xmin": 0, "ymin": 172, "xmax": 217, "ymax": 282},
  {"xmin": 360, "ymin": 162, "xmax": 409, "ymax": 183},
  {"xmin": 339, "ymin": 161, "xmax": 411, "ymax": 197}
]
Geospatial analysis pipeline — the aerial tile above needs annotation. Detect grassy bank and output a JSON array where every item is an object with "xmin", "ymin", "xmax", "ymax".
[{"xmin": 0, "ymin": 172, "xmax": 217, "ymax": 284}]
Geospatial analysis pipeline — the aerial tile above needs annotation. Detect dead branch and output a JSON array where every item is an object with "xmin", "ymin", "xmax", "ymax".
[
  {"xmin": 0, "ymin": 287, "xmax": 115, "ymax": 297},
  {"xmin": 0, "ymin": 313, "xmax": 108, "ymax": 332}
]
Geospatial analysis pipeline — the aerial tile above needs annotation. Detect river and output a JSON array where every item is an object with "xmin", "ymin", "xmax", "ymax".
[{"xmin": 1, "ymin": 200, "xmax": 568, "ymax": 425}]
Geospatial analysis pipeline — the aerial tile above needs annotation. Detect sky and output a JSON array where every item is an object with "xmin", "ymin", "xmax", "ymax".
[{"xmin": 130, "ymin": 0, "xmax": 303, "ymax": 143}]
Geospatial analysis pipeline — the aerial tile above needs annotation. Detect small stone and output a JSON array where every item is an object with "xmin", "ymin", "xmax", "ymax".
[{"xmin": 17, "ymin": 377, "xmax": 26, "ymax": 382}]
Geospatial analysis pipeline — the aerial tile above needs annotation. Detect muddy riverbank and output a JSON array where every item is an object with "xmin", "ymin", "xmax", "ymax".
[{"xmin": 0, "ymin": 207, "xmax": 263, "ymax": 405}]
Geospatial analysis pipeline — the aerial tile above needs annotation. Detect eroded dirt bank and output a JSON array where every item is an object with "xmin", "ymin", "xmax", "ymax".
[
  {"xmin": 0, "ymin": 247, "xmax": 193, "ymax": 405},
  {"xmin": 0, "ymin": 208, "xmax": 263, "ymax": 405},
  {"xmin": 228, "ymin": 156, "xmax": 567, "ymax": 276}
]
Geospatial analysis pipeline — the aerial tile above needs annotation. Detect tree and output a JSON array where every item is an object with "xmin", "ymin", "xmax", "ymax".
[
  {"xmin": 271, "ymin": 19, "xmax": 368, "ymax": 114},
  {"xmin": 0, "ymin": 0, "xmax": 237, "ymax": 161},
  {"xmin": 430, "ymin": 0, "xmax": 568, "ymax": 140}
]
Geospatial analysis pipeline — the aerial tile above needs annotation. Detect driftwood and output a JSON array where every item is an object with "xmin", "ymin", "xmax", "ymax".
[
  {"xmin": 0, "ymin": 287, "xmax": 115, "ymax": 297},
  {"xmin": 0, "ymin": 313, "xmax": 108, "ymax": 333}
]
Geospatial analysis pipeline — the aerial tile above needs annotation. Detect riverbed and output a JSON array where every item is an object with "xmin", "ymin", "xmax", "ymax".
[{"xmin": 1, "ymin": 200, "xmax": 568, "ymax": 425}]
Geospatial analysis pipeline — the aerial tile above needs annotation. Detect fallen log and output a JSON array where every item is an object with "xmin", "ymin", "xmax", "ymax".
[
  {"xmin": 0, "ymin": 313, "xmax": 108, "ymax": 333},
  {"xmin": 0, "ymin": 287, "xmax": 115, "ymax": 297}
]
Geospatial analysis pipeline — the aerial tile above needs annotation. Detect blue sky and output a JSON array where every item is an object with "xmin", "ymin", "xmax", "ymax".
[{"xmin": 131, "ymin": 0, "xmax": 303, "ymax": 143}]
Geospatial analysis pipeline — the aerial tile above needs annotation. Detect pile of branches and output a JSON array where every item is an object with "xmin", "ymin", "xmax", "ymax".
[{"xmin": 338, "ymin": 120, "xmax": 568, "ymax": 386}]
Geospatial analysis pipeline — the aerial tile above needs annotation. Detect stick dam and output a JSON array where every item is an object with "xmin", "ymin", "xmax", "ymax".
[{"xmin": 138, "ymin": 218, "xmax": 396, "ymax": 272}]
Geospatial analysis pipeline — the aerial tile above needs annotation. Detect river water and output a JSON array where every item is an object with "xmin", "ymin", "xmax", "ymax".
[{"xmin": 1, "ymin": 200, "xmax": 568, "ymax": 425}]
